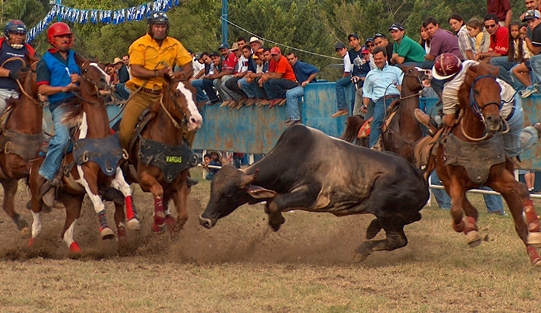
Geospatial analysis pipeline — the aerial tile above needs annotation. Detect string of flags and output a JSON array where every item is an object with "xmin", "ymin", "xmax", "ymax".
[{"xmin": 27, "ymin": 0, "xmax": 181, "ymax": 43}]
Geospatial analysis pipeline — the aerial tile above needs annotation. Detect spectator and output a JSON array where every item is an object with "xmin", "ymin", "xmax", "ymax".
[
  {"xmin": 113, "ymin": 57, "xmax": 130, "ymax": 101},
  {"xmin": 192, "ymin": 51, "xmax": 205, "ymax": 78},
  {"xmin": 249, "ymin": 36, "xmax": 264, "ymax": 52},
  {"xmin": 222, "ymin": 42, "xmax": 248, "ymax": 108},
  {"xmin": 493, "ymin": 22, "xmax": 532, "ymax": 89},
  {"xmin": 373, "ymin": 33, "xmax": 393, "ymax": 64},
  {"xmin": 361, "ymin": 47, "xmax": 403, "ymax": 148},
  {"xmin": 204, "ymin": 151, "xmax": 222, "ymax": 181},
  {"xmin": 466, "ymin": 19, "xmax": 491, "ymax": 56},
  {"xmin": 348, "ymin": 33, "xmax": 367, "ymax": 114},
  {"xmin": 201, "ymin": 52, "xmax": 222, "ymax": 105},
  {"xmin": 487, "ymin": 0, "xmax": 512, "ymax": 28},
  {"xmin": 476, "ymin": 14, "xmax": 509, "ymax": 61},
  {"xmin": 449, "ymin": 14, "xmax": 476, "ymax": 60},
  {"xmin": 225, "ymin": 44, "xmax": 253, "ymax": 109},
  {"xmin": 511, "ymin": 10, "xmax": 541, "ymax": 98},
  {"xmin": 422, "ymin": 17, "xmax": 463, "ymax": 67},
  {"xmin": 237, "ymin": 37, "xmax": 246, "ymax": 47},
  {"xmin": 240, "ymin": 48, "xmax": 271, "ymax": 106},
  {"xmin": 365, "ymin": 37, "xmax": 375, "ymax": 53},
  {"xmin": 419, "ymin": 25, "xmax": 431, "ymax": 54},
  {"xmin": 332, "ymin": 41, "xmax": 352, "ymax": 118},
  {"xmin": 389, "ymin": 23, "xmax": 426, "ymax": 67},
  {"xmin": 283, "ymin": 52, "xmax": 319, "ymax": 126},
  {"xmin": 215, "ymin": 44, "xmax": 238, "ymax": 108},
  {"xmin": 190, "ymin": 52, "xmax": 211, "ymax": 106},
  {"xmin": 260, "ymin": 47, "xmax": 298, "ymax": 108},
  {"xmin": 521, "ymin": 0, "xmax": 541, "ymax": 20}
]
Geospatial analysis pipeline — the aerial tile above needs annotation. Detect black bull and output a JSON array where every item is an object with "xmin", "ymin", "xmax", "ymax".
[{"xmin": 199, "ymin": 125, "xmax": 429, "ymax": 261}]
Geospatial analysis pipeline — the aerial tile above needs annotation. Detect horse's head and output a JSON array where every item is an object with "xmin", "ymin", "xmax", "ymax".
[
  {"xmin": 401, "ymin": 66, "xmax": 423, "ymax": 94},
  {"xmin": 162, "ymin": 73, "xmax": 203, "ymax": 131},
  {"xmin": 460, "ymin": 64, "xmax": 502, "ymax": 134},
  {"xmin": 75, "ymin": 54, "xmax": 111, "ymax": 97}
]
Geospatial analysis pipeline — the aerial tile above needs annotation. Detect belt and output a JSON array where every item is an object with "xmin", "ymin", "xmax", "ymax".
[
  {"xmin": 505, "ymin": 105, "xmax": 515, "ymax": 121},
  {"xmin": 376, "ymin": 94, "xmax": 400, "ymax": 103},
  {"xmin": 133, "ymin": 84, "xmax": 161, "ymax": 95}
]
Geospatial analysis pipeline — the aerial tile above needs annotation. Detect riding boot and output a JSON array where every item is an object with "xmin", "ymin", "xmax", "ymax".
[
  {"xmin": 414, "ymin": 109, "xmax": 440, "ymax": 136},
  {"xmin": 38, "ymin": 174, "xmax": 59, "ymax": 207}
]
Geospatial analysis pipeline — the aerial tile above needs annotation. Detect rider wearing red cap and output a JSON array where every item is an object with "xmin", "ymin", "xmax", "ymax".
[
  {"xmin": 415, "ymin": 53, "xmax": 541, "ymax": 157},
  {"xmin": 0, "ymin": 20, "xmax": 35, "ymax": 113},
  {"xmin": 35, "ymin": 22, "xmax": 81, "ymax": 206}
]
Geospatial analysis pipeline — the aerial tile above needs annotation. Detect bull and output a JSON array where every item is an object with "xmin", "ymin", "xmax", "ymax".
[{"xmin": 199, "ymin": 125, "xmax": 429, "ymax": 261}]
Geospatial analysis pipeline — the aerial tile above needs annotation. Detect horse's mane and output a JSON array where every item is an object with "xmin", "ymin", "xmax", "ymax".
[
  {"xmin": 60, "ymin": 99, "xmax": 83, "ymax": 127},
  {"xmin": 340, "ymin": 116, "xmax": 364, "ymax": 143}
]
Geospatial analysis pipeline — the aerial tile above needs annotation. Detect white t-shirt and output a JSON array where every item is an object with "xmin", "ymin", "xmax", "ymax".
[
  {"xmin": 192, "ymin": 59, "xmax": 205, "ymax": 77},
  {"xmin": 343, "ymin": 54, "xmax": 352, "ymax": 73}
]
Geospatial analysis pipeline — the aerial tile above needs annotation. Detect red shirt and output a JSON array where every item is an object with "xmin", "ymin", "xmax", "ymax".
[
  {"xmin": 489, "ymin": 26, "xmax": 509, "ymax": 55},
  {"xmin": 268, "ymin": 55, "xmax": 296, "ymax": 81},
  {"xmin": 487, "ymin": 0, "xmax": 511, "ymax": 22},
  {"xmin": 221, "ymin": 52, "xmax": 238, "ymax": 73}
]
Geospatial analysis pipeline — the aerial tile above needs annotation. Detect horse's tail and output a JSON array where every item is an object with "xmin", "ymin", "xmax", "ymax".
[
  {"xmin": 59, "ymin": 101, "xmax": 83, "ymax": 128},
  {"xmin": 340, "ymin": 116, "xmax": 365, "ymax": 143}
]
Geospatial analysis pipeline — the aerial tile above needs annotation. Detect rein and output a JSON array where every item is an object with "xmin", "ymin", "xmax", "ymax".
[{"xmin": 159, "ymin": 83, "xmax": 188, "ymax": 129}]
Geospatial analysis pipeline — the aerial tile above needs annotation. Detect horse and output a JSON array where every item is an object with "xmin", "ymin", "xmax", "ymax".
[
  {"xmin": 339, "ymin": 66, "xmax": 423, "ymax": 163},
  {"xmin": 28, "ymin": 56, "xmax": 138, "ymax": 252},
  {"xmin": 425, "ymin": 63, "xmax": 541, "ymax": 266},
  {"xmin": 126, "ymin": 72, "xmax": 202, "ymax": 234},
  {"xmin": 0, "ymin": 54, "xmax": 42, "ymax": 237}
]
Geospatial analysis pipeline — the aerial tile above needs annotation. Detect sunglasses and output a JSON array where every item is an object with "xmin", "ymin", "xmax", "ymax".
[
  {"xmin": 485, "ymin": 24, "xmax": 497, "ymax": 29},
  {"xmin": 367, "ymin": 43, "xmax": 374, "ymax": 47}
]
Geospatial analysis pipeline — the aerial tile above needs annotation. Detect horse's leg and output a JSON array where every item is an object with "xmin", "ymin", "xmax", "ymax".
[
  {"xmin": 439, "ymin": 169, "xmax": 469, "ymax": 233},
  {"xmin": 488, "ymin": 171, "xmax": 541, "ymax": 266},
  {"xmin": 110, "ymin": 167, "xmax": 139, "ymax": 230},
  {"xmin": 461, "ymin": 196, "xmax": 482, "ymax": 247},
  {"xmin": 170, "ymin": 172, "xmax": 190, "ymax": 233},
  {"xmin": 28, "ymin": 165, "xmax": 45, "ymax": 247},
  {"xmin": 139, "ymin": 171, "xmax": 166, "ymax": 233},
  {"xmin": 114, "ymin": 201, "xmax": 127, "ymax": 244},
  {"xmin": 58, "ymin": 193, "xmax": 85, "ymax": 252},
  {"xmin": 76, "ymin": 164, "xmax": 114, "ymax": 240},
  {"xmin": 0, "ymin": 178, "xmax": 30, "ymax": 238}
]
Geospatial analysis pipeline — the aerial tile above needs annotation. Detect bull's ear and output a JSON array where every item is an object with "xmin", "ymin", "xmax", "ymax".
[
  {"xmin": 240, "ymin": 169, "xmax": 259, "ymax": 188},
  {"xmin": 246, "ymin": 185, "xmax": 276, "ymax": 199}
]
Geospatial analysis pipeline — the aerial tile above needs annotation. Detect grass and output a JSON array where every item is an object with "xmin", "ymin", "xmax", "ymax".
[{"xmin": 0, "ymin": 168, "xmax": 540, "ymax": 312}]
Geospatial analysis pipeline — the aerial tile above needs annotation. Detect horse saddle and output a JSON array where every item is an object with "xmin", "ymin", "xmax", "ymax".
[
  {"xmin": 357, "ymin": 117, "xmax": 373, "ymax": 139},
  {"xmin": 381, "ymin": 104, "xmax": 399, "ymax": 133},
  {"xmin": 443, "ymin": 133, "xmax": 505, "ymax": 185}
]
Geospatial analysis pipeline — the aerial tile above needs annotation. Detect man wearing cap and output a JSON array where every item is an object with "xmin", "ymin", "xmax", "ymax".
[
  {"xmin": 332, "ymin": 42, "xmax": 352, "ymax": 118},
  {"xmin": 214, "ymin": 44, "xmax": 238, "ymax": 107},
  {"xmin": 388, "ymin": 23, "xmax": 426, "ymax": 67},
  {"xmin": 282, "ymin": 52, "xmax": 319, "ymax": 126},
  {"xmin": 348, "ymin": 33, "xmax": 369, "ymax": 116},
  {"xmin": 240, "ymin": 48, "xmax": 272, "ymax": 105},
  {"xmin": 362, "ymin": 47, "xmax": 403, "ymax": 148},
  {"xmin": 259, "ymin": 46, "xmax": 297, "ymax": 108},
  {"xmin": 112, "ymin": 57, "xmax": 130, "ymax": 100},
  {"xmin": 119, "ymin": 11, "xmax": 194, "ymax": 150},
  {"xmin": 249, "ymin": 36, "xmax": 264, "ymax": 52},
  {"xmin": 373, "ymin": 33, "xmax": 393, "ymax": 64},
  {"xmin": 511, "ymin": 10, "xmax": 541, "ymax": 97}
]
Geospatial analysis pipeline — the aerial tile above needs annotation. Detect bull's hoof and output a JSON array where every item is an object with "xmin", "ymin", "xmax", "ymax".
[
  {"xmin": 466, "ymin": 230, "xmax": 482, "ymax": 248},
  {"xmin": 268, "ymin": 214, "xmax": 285, "ymax": 232},
  {"xmin": 527, "ymin": 232, "xmax": 541, "ymax": 247},
  {"xmin": 70, "ymin": 242, "xmax": 82, "ymax": 253},
  {"xmin": 366, "ymin": 219, "xmax": 382, "ymax": 239},
  {"xmin": 353, "ymin": 243, "xmax": 372, "ymax": 262},
  {"xmin": 352, "ymin": 251, "xmax": 370, "ymax": 263},
  {"xmin": 20, "ymin": 227, "xmax": 31, "ymax": 239},
  {"xmin": 126, "ymin": 218, "xmax": 140, "ymax": 231},
  {"xmin": 100, "ymin": 227, "xmax": 115, "ymax": 240}
]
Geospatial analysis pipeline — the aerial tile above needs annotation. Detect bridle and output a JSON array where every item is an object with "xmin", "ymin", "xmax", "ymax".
[
  {"xmin": 399, "ymin": 69, "xmax": 423, "ymax": 101},
  {"xmin": 71, "ymin": 62, "xmax": 109, "ymax": 106},
  {"xmin": 460, "ymin": 74, "xmax": 508, "ymax": 141},
  {"xmin": 159, "ymin": 79, "xmax": 189, "ymax": 129}
]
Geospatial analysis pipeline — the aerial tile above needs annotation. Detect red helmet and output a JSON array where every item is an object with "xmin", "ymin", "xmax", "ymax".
[
  {"xmin": 432, "ymin": 53, "xmax": 462, "ymax": 80},
  {"xmin": 47, "ymin": 22, "xmax": 73, "ymax": 46}
]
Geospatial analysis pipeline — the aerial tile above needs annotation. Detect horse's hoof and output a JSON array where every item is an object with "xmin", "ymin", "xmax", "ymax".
[
  {"xmin": 100, "ymin": 227, "xmax": 115, "ymax": 240},
  {"xmin": 527, "ymin": 232, "xmax": 541, "ymax": 247},
  {"xmin": 20, "ymin": 227, "xmax": 31, "ymax": 239},
  {"xmin": 527, "ymin": 246, "xmax": 541, "ymax": 266},
  {"xmin": 27, "ymin": 237, "xmax": 36, "ymax": 247},
  {"xmin": 164, "ymin": 215, "xmax": 176, "ymax": 229},
  {"xmin": 70, "ymin": 242, "xmax": 82, "ymax": 253},
  {"xmin": 117, "ymin": 226, "xmax": 127, "ymax": 240},
  {"xmin": 466, "ymin": 230, "xmax": 482, "ymax": 247},
  {"xmin": 126, "ymin": 218, "xmax": 140, "ymax": 231},
  {"xmin": 151, "ymin": 222, "xmax": 165, "ymax": 234}
]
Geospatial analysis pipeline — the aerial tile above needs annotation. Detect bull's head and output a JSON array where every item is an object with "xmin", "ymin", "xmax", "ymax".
[{"xmin": 199, "ymin": 165, "xmax": 276, "ymax": 229}]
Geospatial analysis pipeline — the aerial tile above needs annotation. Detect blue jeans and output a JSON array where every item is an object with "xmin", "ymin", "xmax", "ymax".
[
  {"xmin": 529, "ymin": 54, "xmax": 541, "ymax": 85},
  {"xmin": 481, "ymin": 186, "xmax": 504, "ymax": 214},
  {"xmin": 238, "ymin": 78, "xmax": 256, "ymax": 98},
  {"xmin": 335, "ymin": 76, "xmax": 352, "ymax": 110},
  {"xmin": 490, "ymin": 56, "xmax": 516, "ymax": 87},
  {"xmin": 286, "ymin": 86, "xmax": 304, "ymax": 121},
  {"xmin": 191, "ymin": 79, "xmax": 209, "ymax": 103},
  {"xmin": 268, "ymin": 79, "xmax": 299, "ymax": 99},
  {"xmin": 263, "ymin": 80, "xmax": 280, "ymax": 100},
  {"xmin": 213, "ymin": 75, "xmax": 233, "ymax": 101},
  {"xmin": 503, "ymin": 95, "xmax": 539, "ymax": 157},
  {"xmin": 430, "ymin": 171, "xmax": 451, "ymax": 209},
  {"xmin": 369, "ymin": 96, "xmax": 395, "ymax": 148},
  {"xmin": 39, "ymin": 105, "xmax": 70, "ymax": 181},
  {"xmin": 202, "ymin": 78, "xmax": 219, "ymax": 102}
]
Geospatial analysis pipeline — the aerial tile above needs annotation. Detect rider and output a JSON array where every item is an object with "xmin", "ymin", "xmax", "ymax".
[
  {"xmin": 35, "ymin": 22, "xmax": 80, "ymax": 206},
  {"xmin": 118, "ymin": 11, "xmax": 193, "ymax": 150},
  {"xmin": 0, "ymin": 20, "xmax": 36, "ymax": 113},
  {"xmin": 414, "ymin": 53, "xmax": 541, "ymax": 156}
]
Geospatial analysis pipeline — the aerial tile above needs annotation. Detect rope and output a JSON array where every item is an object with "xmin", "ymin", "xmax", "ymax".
[{"xmin": 222, "ymin": 17, "xmax": 342, "ymax": 61}]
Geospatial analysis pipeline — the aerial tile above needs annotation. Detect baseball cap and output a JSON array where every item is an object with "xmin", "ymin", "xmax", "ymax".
[
  {"xmin": 348, "ymin": 33, "xmax": 359, "ymax": 40},
  {"xmin": 252, "ymin": 54, "xmax": 259, "ymax": 60},
  {"xmin": 361, "ymin": 48, "xmax": 370, "ymax": 54},
  {"xmin": 523, "ymin": 10, "xmax": 541, "ymax": 22},
  {"xmin": 364, "ymin": 37, "xmax": 374, "ymax": 44},
  {"xmin": 374, "ymin": 33, "xmax": 386, "ymax": 39},
  {"xmin": 209, "ymin": 52, "xmax": 220, "ymax": 57},
  {"xmin": 218, "ymin": 43, "xmax": 229, "ymax": 50},
  {"xmin": 270, "ymin": 47, "xmax": 281, "ymax": 55},
  {"xmin": 388, "ymin": 23, "xmax": 404, "ymax": 31},
  {"xmin": 335, "ymin": 42, "xmax": 347, "ymax": 50}
]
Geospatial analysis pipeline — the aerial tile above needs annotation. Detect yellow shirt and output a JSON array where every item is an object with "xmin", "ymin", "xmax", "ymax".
[{"xmin": 127, "ymin": 33, "xmax": 192, "ymax": 91}]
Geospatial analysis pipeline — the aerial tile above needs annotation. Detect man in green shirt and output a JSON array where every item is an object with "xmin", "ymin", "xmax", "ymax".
[{"xmin": 389, "ymin": 23, "xmax": 426, "ymax": 67}]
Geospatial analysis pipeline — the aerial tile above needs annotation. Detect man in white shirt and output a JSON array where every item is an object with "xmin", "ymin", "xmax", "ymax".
[{"xmin": 332, "ymin": 42, "xmax": 352, "ymax": 118}]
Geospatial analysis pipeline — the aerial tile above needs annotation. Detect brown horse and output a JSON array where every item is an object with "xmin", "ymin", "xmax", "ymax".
[
  {"xmin": 426, "ymin": 63, "xmax": 541, "ymax": 266},
  {"xmin": 0, "ymin": 54, "xmax": 43, "ymax": 237},
  {"xmin": 28, "ymin": 57, "xmax": 137, "ymax": 252},
  {"xmin": 127, "ymin": 73, "xmax": 202, "ymax": 234},
  {"xmin": 340, "ymin": 66, "xmax": 423, "ymax": 162}
]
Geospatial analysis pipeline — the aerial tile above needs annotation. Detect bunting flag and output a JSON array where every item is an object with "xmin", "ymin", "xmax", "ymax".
[{"xmin": 28, "ymin": 0, "xmax": 182, "ymax": 43}]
